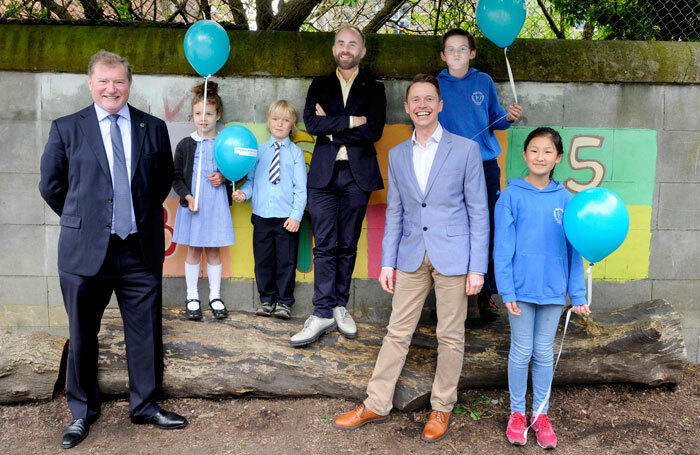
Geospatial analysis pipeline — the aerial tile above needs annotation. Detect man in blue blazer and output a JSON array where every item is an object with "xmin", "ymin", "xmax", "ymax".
[
  {"xmin": 292, "ymin": 25, "xmax": 386, "ymax": 346},
  {"xmin": 39, "ymin": 51, "xmax": 187, "ymax": 449},
  {"xmin": 333, "ymin": 74, "xmax": 489, "ymax": 443}
]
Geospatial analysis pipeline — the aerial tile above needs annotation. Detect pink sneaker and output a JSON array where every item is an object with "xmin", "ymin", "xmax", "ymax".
[
  {"xmin": 531, "ymin": 414, "xmax": 558, "ymax": 449},
  {"xmin": 506, "ymin": 412, "xmax": 528, "ymax": 446}
]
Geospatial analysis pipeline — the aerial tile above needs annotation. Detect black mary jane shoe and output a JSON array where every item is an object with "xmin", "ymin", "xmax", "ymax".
[
  {"xmin": 209, "ymin": 298, "xmax": 228, "ymax": 319},
  {"xmin": 186, "ymin": 299, "xmax": 202, "ymax": 320}
]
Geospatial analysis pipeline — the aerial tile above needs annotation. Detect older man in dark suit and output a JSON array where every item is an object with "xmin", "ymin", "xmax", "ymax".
[
  {"xmin": 291, "ymin": 25, "xmax": 386, "ymax": 347},
  {"xmin": 39, "ymin": 50, "xmax": 187, "ymax": 449}
]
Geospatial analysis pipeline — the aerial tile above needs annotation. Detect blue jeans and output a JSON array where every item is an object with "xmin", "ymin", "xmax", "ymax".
[{"xmin": 508, "ymin": 301, "xmax": 563, "ymax": 414}]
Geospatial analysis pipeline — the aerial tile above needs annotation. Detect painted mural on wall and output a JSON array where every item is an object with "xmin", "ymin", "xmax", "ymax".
[{"xmin": 163, "ymin": 124, "xmax": 656, "ymax": 284}]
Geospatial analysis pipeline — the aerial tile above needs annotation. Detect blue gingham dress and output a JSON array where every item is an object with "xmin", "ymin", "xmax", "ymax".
[{"xmin": 172, "ymin": 133, "xmax": 235, "ymax": 247}]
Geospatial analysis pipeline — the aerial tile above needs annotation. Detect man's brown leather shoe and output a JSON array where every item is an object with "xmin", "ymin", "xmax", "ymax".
[
  {"xmin": 333, "ymin": 403, "xmax": 390, "ymax": 430},
  {"xmin": 421, "ymin": 410, "xmax": 451, "ymax": 442}
]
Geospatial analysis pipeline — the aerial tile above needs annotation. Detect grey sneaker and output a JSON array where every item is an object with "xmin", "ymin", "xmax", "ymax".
[
  {"xmin": 255, "ymin": 302, "xmax": 276, "ymax": 316},
  {"xmin": 333, "ymin": 306, "xmax": 358, "ymax": 338},
  {"xmin": 290, "ymin": 315, "xmax": 337, "ymax": 347},
  {"xmin": 274, "ymin": 303, "xmax": 291, "ymax": 319}
]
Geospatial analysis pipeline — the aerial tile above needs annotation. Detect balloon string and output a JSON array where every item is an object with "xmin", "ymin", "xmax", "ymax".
[
  {"xmin": 527, "ymin": 263, "xmax": 594, "ymax": 437},
  {"xmin": 470, "ymin": 113, "xmax": 508, "ymax": 141},
  {"xmin": 194, "ymin": 74, "xmax": 210, "ymax": 211},
  {"xmin": 505, "ymin": 47, "xmax": 518, "ymax": 104}
]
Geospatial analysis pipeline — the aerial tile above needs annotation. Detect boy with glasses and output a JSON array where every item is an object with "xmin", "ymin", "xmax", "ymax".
[{"xmin": 437, "ymin": 28, "xmax": 523, "ymax": 322}]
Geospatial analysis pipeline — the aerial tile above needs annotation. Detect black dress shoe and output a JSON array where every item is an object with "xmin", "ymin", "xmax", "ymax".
[
  {"xmin": 131, "ymin": 409, "xmax": 188, "ymax": 429},
  {"xmin": 62, "ymin": 418, "xmax": 90, "ymax": 449}
]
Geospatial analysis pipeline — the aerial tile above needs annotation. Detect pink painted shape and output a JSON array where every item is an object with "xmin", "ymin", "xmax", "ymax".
[
  {"xmin": 366, "ymin": 204, "xmax": 386, "ymax": 280},
  {"xmin": 163, "ymin": 94, "xmax": 186, "ymax": 121}
]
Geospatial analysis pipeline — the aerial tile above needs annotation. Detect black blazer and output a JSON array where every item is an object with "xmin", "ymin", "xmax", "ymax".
[
  {"xmin": 172, "ymin": 136, "xmax": 233, "ymax": 207},
  {"xmin": 303, "ymin": 71, "xmax": 386, "ymax": 192},
  {"xmin": 39, "ymin": 104, "xmax": 174, "ymax": 276}
]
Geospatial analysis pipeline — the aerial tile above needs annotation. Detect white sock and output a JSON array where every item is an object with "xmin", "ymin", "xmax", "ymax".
[
  {"xmin": 207, "ymin": 263, "xmax": 224, "ymax": 309},
  {"xmin": 185, "ymin": 262, "xmax": 200, "ymax": 305}
]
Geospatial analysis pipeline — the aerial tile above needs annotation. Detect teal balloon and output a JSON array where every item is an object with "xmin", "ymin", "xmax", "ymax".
[
  {"xmin": 214, "ymin": 125, "xmax": 258, "ymax": 182},
  {"xmin": 563, "ymin": 188, "xmax": 630, "ymax": 264},
  {"xmin": 184, "ymin": 20, "xmax": 230, "ymax": 76},
  {"xmin": 476, "ymin": 0, "xmax": 527, "ymax": 48}
]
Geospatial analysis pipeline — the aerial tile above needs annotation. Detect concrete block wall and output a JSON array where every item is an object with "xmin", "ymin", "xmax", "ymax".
[{"xmin": 0, "ymin": 26, "xmax": 698, "ymax": 363}]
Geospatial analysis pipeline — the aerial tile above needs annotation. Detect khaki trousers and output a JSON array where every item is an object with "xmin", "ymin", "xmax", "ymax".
[{"xmin": 364, "ymin": 253, "xmax": 468, "ymax": 415}]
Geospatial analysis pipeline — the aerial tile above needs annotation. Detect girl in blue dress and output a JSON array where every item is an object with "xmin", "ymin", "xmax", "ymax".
[{"xmin": 172, "ymin": 81, "xmax": 235, "ymax": 320}]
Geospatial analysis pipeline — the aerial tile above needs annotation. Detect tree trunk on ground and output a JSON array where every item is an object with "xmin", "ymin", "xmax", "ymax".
[
  {"xmin": 0, "ymin": 332, "xmax": 66, "ymax": 404},
  {"xmin": 0, "ymin": 300, "xmax": 687, "ymax": 407},
  {"xmin": 95, "ymin": 299, "xmax": 686, "ymax": 411}
]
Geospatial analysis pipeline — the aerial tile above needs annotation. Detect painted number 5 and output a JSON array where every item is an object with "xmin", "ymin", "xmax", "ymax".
[{"xmin": 564, "ymin": 135, "xmax": 605, "ymax": 193}]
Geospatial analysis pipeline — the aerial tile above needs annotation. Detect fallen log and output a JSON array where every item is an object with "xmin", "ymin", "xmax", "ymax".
[
  {"xmin": 93, "ymin": 299, "xmax": 686, "ymax": 411},
  {"xmin": 0, "ymin": 331, "xmax": 67, "ymax": 404}
]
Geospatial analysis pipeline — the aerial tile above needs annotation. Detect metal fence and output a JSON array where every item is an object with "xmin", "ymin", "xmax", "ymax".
[{"xmin": 0, "ymin": 0, "xmax": 698, "ymax": 41}]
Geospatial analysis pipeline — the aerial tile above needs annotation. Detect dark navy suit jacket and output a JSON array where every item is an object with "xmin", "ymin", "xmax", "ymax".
[
  {"xmin": 303, "ymin": 71, "xmax": 386, "ymax": 192},
  {"xmin": 39, "ymin": 104, "xmax": 174, "ymax": 276}
]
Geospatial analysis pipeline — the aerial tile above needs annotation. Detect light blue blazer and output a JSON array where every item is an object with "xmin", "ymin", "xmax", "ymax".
[{"xmin": 381, "ymin": 129, "xmax": 489, "ymax": 276}]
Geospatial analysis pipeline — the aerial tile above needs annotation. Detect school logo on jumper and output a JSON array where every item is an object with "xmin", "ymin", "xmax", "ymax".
[
  {"xmin": 471, "ymin": 91, "xmax": 485, "ymax": 106},
  {"xmin": 553, "ymin": 208, "xmax": 564, "ymax": 224}
]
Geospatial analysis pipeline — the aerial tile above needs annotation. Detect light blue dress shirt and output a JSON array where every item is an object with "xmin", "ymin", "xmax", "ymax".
[
  {"xmin": 239, "ymin": 136, "xmax": 307, "ymax": 222},
  {"xmin": 94, "ymin": 103, "xmax": 137, "ymax": 234}
]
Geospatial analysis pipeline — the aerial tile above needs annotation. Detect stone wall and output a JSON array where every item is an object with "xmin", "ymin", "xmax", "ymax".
[{"xmin": 0, "ymin": 24, "xmax": 698, "ymax": 362}]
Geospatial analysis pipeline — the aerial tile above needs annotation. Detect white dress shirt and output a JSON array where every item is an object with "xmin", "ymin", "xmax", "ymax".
[
  {"xmin": 412, "ymin": 123, "xmax": 443, "ymax": 194},
  {"xmin": 94, "ymin": 103, "xmax": 137, "ymax": 234}
]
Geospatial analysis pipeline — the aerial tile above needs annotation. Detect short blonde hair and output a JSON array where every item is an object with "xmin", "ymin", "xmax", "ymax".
[{"xmin": 266, "ymin": 100, "xmax": 299, "ymax": 135}]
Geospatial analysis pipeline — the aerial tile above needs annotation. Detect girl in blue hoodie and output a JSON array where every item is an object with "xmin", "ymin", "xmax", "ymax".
[
  {"xmin": 437, "ymin": 28, "xmax": 523, "ymax": 321},
  {"xmin": 494, "ymin": 127, "xmax": 589, "ymax": 449}
]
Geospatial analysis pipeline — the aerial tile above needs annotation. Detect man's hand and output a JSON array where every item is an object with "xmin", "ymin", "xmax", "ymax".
[
  {"xmin": 185, "ymin": 194, "xmax": 199, "ymax": 213},
  {"xmin": 315, "ymin": 103, "xmax": 326, "ymax": 116},
  {"xmin": 350, "ymin": 116, "xmax": 367, "ymax": 127},
  {"xmin": 505, "ymin": 301, "xmax": 521, "ymax": 316},
  {"xmin": 208, "ymin": 172, "xmax": 224, "ymax": 187},
  {"xmin": 232, "ymin": 189, "xmax": 246, "ymax": 203},
  {"xmin": 506, "ymin": 104, "xmax": 523, "ymax": 122},
  {"xmin": 378, "ymin": 268, "xmax": 395, "ymax": 294},
  {"xmin": 465, "ymin": 272, "xmax": 484, "ymax": 295},
  {"xmin": 283, "ymin": 218, "xmax": 300, "ymax": 232}
]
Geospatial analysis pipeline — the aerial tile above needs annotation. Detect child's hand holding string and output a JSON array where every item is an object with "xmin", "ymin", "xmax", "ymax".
[
  {"xmin": 185, "ymin": 194, "xmax": 199, "ymax": 213},
  {"xmin": 506, "ymin": 104, "xmax": 523, "ymax": 122},
  {"xmin": 232, "ymin": 190, "xmax": 246, "ymax": 203},
  {"xmin": 571, "ymin": 304, "xmax": 591, "ymax": 316}
]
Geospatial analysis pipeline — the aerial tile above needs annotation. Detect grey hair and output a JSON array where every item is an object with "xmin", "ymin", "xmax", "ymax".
[{"xmin": 88, "ymin": 50, "xmax": 132, "ymax": 82}]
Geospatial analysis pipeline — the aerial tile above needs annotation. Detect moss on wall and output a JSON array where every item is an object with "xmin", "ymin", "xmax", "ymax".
[{"xmin": 1, "ymin": 24, "xmax": 697, "ymax": 83}]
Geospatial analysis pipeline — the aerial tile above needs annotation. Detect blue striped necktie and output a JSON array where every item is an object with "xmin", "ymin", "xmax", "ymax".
[
  {"xmin": 269, "ymin": 141, "xmax": 281, "ymax": 184},
  {"xmin": 108, "ymin": 114, "xmax": 132, "ymax": 239}
]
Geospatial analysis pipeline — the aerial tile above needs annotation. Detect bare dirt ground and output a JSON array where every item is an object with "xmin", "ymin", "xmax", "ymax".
[{"xmin": 1, "ymin": 364, "xmax": 697, "ymax": 455}]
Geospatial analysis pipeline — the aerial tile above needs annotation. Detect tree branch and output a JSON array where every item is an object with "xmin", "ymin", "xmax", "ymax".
[
  {"xmin": 225, "ymin": 0, "xmax": 249, "ymax": 29},
  {"xmin": 256, "ymin": 0, "xmax": 273, "ymax": 29},
  {"xmin": 363, "ymin": 0, "xmax": 407, "ymax": 34},
  {"xmin": 268, "ymin": 0, "xmax": 321, "ymax": 31},
  {"xmin": 536, "ymin": 0, "xmax": 565, "ymax": 39},
  {"xmin": 79, "ymin": 0, "xmax": 104, "ymax": 20},
  {"xmin": 40, "ymin": 0, "xmax": 73, "ymax": 20}
]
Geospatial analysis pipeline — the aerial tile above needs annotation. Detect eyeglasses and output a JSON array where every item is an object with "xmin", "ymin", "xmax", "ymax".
[{"xmin": 444, "ymin": 47, "xmax": 471, "ymax": 55}]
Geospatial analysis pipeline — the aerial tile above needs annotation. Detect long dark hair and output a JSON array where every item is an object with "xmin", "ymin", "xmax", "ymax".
[{"xmin": 523, "ymin": 127, "xmax": 564, "ymax": 179}]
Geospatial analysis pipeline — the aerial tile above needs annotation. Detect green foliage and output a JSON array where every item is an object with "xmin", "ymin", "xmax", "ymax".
[
  {"xmin": 453, "ymin": 395, "xmax": 494, "ymax": 421},
  {"xmin": 319, "ymin": 416, "xmax": 330, "ymax": 423},
  {"xmin": 551, "ymin": 0, "xmax": 700, "ymax": 41}
]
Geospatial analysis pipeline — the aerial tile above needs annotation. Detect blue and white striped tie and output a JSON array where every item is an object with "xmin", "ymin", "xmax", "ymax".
[{"xmin": 269, "ymin": 141, "xmax": 281, "ymax": 184}]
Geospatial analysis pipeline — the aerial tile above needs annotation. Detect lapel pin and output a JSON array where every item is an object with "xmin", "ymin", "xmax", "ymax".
[{"xmin": 140, "ymin": 122, "xmax": 145, "ymax": 128}]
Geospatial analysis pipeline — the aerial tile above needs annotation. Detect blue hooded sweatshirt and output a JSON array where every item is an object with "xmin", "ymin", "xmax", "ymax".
[
  {"xmin": 494, "ymin": 177, "xmax": 587, "ymax": 306},
  {"xmin": 437, "ymin": 67, "xmax": 512, "ymax": 162}
]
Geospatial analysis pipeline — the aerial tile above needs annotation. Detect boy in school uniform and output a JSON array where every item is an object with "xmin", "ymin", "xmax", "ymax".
[{"xmin": 233, "ymin": 101, "xmax": 307, "ymax": 319}]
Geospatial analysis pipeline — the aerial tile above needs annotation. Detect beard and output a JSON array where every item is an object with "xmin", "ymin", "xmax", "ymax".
[{"xmin": 334, "ymin": 52, "xmax": 361, "ymax": 70}]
